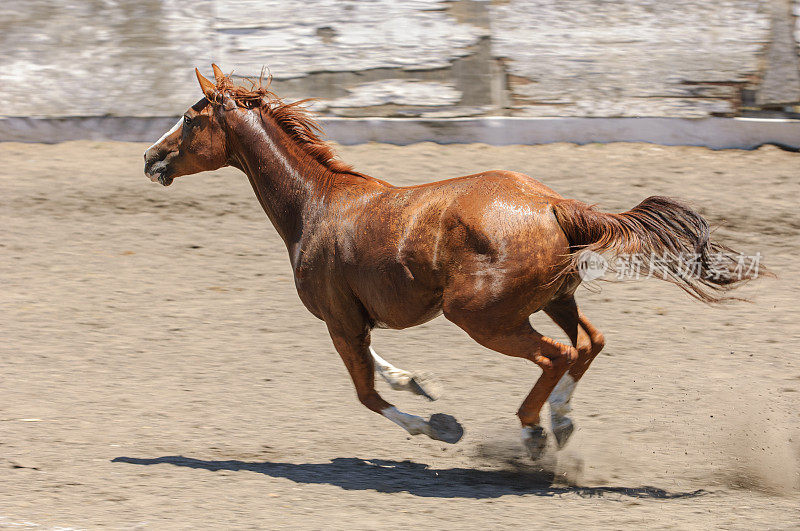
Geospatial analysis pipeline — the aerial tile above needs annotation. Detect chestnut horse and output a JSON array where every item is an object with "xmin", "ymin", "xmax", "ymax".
[{"xmin": 144, "ymin": 65, "xmax": 752, "ymax": 459}]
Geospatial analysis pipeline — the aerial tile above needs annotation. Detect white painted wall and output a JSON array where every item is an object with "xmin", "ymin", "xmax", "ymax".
[{"xmin": 2, "ymin": 0, "xmax": 795, "ymax": 121}]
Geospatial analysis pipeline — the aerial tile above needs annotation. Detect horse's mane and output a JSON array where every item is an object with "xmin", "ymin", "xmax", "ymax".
[{"xmin": 214, "ymin": 72, "xmax": 358, "ymax": 176}]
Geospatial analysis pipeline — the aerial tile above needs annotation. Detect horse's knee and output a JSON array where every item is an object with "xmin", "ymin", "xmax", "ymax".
[
  {"xmin": 557, "ymin": 346, "xmax": 579, "ymax": 370},
  {"xmin": 537, "ymin": 344, "xmax": 578, "ymax": 371}
]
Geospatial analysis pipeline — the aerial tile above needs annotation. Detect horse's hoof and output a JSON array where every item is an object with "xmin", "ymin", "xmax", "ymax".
[
  {"xmin": 522, "ymin": 425, "xmax": 549, "ymax": 461},
  {"xmin": 552, "ymin": 417, "xmax": 575, "ymax": 449},
  {"xmin": 427, "ymin": 413, "xmax": 464, "ymax": 444},
  {"xmin": 408, "ymin": 373, "xmax": 440, "ymax": 401}
]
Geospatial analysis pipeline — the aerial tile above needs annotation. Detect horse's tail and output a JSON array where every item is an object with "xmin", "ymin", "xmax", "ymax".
[{"xmin": 551, "ymin": 196, "xmax": 759, "ymax": 303}]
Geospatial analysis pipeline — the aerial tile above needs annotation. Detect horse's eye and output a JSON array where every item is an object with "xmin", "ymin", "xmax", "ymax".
[{"xmin": 183, "ymin": 115, "xmax": 192, "ymax": 127}]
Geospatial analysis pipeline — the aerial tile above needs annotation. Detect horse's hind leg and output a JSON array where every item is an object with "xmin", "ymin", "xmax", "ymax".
[
  {"xmin": 443, "ymin": 308, "xmax": 577, "ymax": 460},
  {"xmin": 544, "ymin": 296, "xmax": 605, "ymax": 449},
  {"xmin": 327, "ymin": 321, "xmax": 462, "ymax": 443},
  {"xmin": 369, "ymin": 347, "xmax": 439, "ymax": 401}
]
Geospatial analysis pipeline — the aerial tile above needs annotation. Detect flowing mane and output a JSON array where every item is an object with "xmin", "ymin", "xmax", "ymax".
[{"xmin": 214, "ymin": 72, "xmax": 358, "ymax": 176}]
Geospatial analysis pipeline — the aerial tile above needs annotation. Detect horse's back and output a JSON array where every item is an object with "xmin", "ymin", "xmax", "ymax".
[{"xmin": 395, "ymin": 169, "xmax": 563, "ymax": 201}]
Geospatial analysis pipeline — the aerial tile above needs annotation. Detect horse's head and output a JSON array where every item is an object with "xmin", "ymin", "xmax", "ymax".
[{"xmin": 144, "ymin": 65, "xmax": 234, "ymax": 186}]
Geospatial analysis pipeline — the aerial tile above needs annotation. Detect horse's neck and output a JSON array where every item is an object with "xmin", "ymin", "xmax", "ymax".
[{"xmin": 228, "ymin": 109, "xmax": 329, "ymax": 250}]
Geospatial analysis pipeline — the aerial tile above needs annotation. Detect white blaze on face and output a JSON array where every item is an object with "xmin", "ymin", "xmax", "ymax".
[{"xmin": 145, "ymin": 117, "xmax": 182, "ymax": 156}]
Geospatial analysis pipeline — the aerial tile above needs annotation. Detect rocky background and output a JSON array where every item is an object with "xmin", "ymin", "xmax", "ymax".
[{"xmin": 1, "ymin": 0, "xmax": 799, "ymax": 119}]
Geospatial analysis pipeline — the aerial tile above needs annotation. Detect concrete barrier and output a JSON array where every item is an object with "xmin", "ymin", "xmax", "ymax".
[{"xmin": 1, "ymin": 116, "xmax": 798, "ymax": 150}]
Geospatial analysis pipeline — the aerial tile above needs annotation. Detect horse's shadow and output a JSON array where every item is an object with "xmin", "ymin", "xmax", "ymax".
[{"xmin": 112, "ymin": 455, "xmax": 708, "ymax": 500}]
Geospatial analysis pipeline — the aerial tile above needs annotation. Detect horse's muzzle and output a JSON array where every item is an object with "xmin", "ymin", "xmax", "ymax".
[
  {"xmin": 145, "ymin": 167, "xmax": 173, "ymax": 186},
  {"xmin": 144, "ymin": 153, "xmax": 174, "ymax": 186},
  {"xmin": 154, "ymin": 173, "xmax": 174, "ymax": 186}
]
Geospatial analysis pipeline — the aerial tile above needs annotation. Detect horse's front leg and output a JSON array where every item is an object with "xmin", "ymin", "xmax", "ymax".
[
  {"xmin": 369, "ymin": 347, "xmax": 439, "ymax": 401},
  {"xmin": 326, "ymin": 321, "xmax": 462, "ymax": 444}
]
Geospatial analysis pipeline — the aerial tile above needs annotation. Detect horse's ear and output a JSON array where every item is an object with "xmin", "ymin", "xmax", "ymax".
[
  {"xmin": 195, "ymin": 68, "xmax": 217, "ymax": 100},
  {"xmin": 211, "ymin": 63, "xmax": 225, "ymax": 85}
]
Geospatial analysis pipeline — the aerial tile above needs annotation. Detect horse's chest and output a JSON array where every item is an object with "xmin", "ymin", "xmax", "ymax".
[{"xmin": 291, "ymin": 260, "xmax": 330, "ymax": 320}]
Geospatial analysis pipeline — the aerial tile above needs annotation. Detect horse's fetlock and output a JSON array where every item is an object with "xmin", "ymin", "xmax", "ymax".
[{"xmin": 357, "ymin": 390, "xmax": 387, "ymax": 412}]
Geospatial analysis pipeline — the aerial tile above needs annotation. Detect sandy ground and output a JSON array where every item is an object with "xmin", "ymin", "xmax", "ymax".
[{"xmin": 1, "ymin": 140, "xmax": 799, "ymax": 529}]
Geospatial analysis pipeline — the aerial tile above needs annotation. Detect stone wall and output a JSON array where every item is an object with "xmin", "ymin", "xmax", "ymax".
[{"xmin": 1, "ymin": 0, "xmax": 798, "ymax": 119}]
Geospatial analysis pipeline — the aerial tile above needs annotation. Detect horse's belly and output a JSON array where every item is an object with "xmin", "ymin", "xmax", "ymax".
[
  {"xmin": 360, "ymin": 269, "xmax": 444, "ymax": 330},
  {"xmin": 372, "ymin": 303, "xmax": 443, "ymax": 330}
]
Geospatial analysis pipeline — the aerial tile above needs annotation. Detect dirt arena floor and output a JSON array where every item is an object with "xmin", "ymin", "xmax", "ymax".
[{"xmin": 1, "ymin": 140, "xmax": 799, "ymax": 529}]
